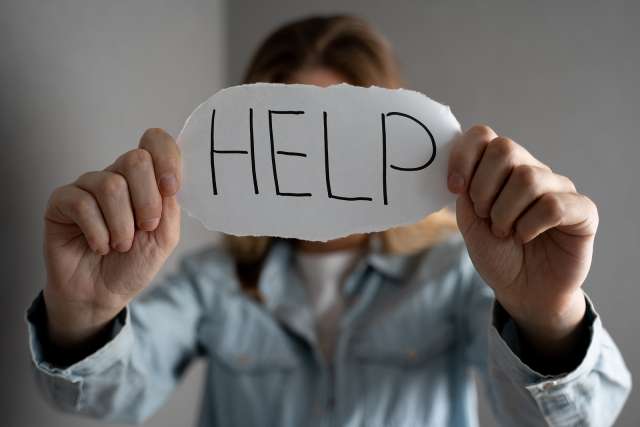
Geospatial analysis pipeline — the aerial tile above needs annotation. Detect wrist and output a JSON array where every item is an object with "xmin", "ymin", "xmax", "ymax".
[
  {"xmin": 516, "ymin": 290, "xmax": 585, "ymax": 340},
  {"xmin": 508, "ymin": 290, "xmax": 587, "ymax": 365},
  {"xmin": 43, "ymin": 287, "xmax": 123, "ymax": 350}
]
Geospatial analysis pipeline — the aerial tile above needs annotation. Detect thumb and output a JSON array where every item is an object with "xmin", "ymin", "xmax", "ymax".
[{"xmin": 154, "ymin": 196, "xmax": 181, "ymax": 251}]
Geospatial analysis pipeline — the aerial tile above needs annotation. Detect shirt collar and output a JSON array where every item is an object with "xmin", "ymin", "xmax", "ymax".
[
  {"xmin": 255, "ymin": 236, "xmax": 415, "ymax": 346},
  {"xmin": 257, "ymin": 239, "xmax": 298, "ymax": 312},
  {"xmin": 258, "ymin": 235, "xmax": 415, "ymax": 294},
  {"xmin": 364, "ymin": 234, "xmax": 417, "ymax": 283},
  {"xmin": 257, "ymin": 239, "xmax": 316, "ymax": 344}
]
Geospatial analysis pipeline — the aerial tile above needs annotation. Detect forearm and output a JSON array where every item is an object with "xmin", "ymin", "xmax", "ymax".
[
  {"xmin": 497, "ymin": 289, "xmax": 588, "ymax": 374},
  {"xmin": 43, "ymin": 286, "xmax": 124, "ymax": 356},
  {"xmin": 27, "ymin": 285, "xmax": 188, "ymax": 424},
  {"xmin": 486, "ymin": 294, "xmax": 631, "ymax": 426}
]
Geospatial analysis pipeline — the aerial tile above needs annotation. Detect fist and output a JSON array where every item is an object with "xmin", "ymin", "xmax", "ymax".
[
  {"xmin": 447, "ymin": 125, "xmax": 597, "ymax": 340},
  {"xmin": 43, "ymin": 128, "xmax": 182, "ymax": 347}
]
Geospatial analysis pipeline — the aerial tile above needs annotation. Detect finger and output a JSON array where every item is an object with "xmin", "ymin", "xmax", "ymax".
[
  {"xmin": 108, "ymin": 149, "xmax": 163, "ymax": 231},
  {"xmin": 154, "ymin": 196, "xmax": 181, "ymax": 251},
  {"xmin": 514, "ymin": 192, "xmax": 599, "ymax": 244},
  {"xmin": 75, "ymin": 171, "xmax": 135, "ymax": 252},
  {"xmin": 490, "ymin": 166, "xmax": 576, "ymax": 238},
  {"xmin": 468, "ymin": 136, "xmax": 544, "ymax": 218},
  {"xmin": 138, "ymin": 128, "xmax": 182, "ymax": 196},
  {"xmin": 46, "ymin": 185, "xmax": 110, "ymax": 254},
  {"xmin": 447, "ymin": 125, "xmax": 497, "ymax": 194}
]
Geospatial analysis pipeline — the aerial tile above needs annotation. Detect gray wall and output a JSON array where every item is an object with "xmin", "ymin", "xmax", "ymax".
[
  {"xmin": 2, "ymin": 0, "xmax": 638, "ymax": 426},
  {"xmin": 227, "ymin": 1, "xmax": 640, "ymax": 426},
  {"xmin": 1, "ymin": 1, "xmax": 225, "ymax": 426}
]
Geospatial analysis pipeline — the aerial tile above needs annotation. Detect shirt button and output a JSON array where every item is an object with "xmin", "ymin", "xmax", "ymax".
[{"xmin": 237, "ymin": 354, "xmax": 252, "ymax": 366}]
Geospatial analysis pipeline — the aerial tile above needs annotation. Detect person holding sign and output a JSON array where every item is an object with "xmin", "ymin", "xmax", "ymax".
[{"xmin": 27, "ymin": 15, "xmax": 630, "ymax": 426}]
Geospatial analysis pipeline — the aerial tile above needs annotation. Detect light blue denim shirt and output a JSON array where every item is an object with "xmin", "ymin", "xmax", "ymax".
[{"xmin": 27, "ymin": 236, "xmax": 631, "ymax": 426}]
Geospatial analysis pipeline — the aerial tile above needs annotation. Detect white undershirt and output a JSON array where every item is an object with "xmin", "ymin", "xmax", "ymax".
[{"xmin": 294, "ymin": 248, "xmax": 362, "ymax": 364}]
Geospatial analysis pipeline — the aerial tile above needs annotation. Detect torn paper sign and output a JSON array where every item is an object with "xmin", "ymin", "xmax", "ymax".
[{"xmin": 177, "ymin": 83, "xmax": 460, "ymax": 241}]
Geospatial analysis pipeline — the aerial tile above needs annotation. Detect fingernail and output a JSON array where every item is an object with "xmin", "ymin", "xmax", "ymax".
[
  {"xmin": 492, "ymin": 226, "xmax": 506, "ymax": 238},
  {"xmin": 113, "ymin": 241, "xmax": 131, "ymax": 252},
  {"xmin": 90, "ymin": 243, "xmax": 105, "ymax": 255},
  {"xmin": 448, "ymin": 173, "xmax": 464, "ymax": 193},
  {"xmin": 139, "ymin": 218, "xmax": 160, "ymax": 231},
  {"xmin": 160, "ymin": 175, "xmax": 178, "ymax": 194}
]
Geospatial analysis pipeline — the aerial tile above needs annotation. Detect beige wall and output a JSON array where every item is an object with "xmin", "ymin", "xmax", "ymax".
[{"xmin": 1, "ymin": 1, "xmax": 225, "ymax": 426}]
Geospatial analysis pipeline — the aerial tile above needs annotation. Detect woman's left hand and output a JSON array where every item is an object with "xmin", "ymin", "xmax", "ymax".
[{"xmin": 447, "ymin": 125, "xmax": 598, "ymax": 353}]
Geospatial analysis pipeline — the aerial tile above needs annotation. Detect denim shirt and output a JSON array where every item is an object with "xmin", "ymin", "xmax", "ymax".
[{"xmin": 26, "ymin": 236, "xmax": 631, "ymax": 426}]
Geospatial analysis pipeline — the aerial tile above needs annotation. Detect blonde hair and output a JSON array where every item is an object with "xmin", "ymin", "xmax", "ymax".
[{"xmin": 226, "ymin": 15, "xmax": 457, "ymax": 288}]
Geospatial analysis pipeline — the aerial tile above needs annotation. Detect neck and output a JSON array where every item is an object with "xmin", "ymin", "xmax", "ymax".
[{"xmin": 296, "ymin": 234, "xmax": 368, "ymax": 254}]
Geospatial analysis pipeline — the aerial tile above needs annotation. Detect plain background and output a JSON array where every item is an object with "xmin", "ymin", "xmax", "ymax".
[{"xmin": 2, "ymin": 1, "xmax": 638, "ymax": 426}]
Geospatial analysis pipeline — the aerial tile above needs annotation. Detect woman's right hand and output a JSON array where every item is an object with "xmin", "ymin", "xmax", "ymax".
[{"xmin": 43, "ymin": 128, "xmax": 182, "ymax": 349}]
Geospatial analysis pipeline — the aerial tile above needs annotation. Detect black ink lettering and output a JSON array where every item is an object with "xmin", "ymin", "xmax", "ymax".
[
  {"xmin": 386, "ymin": 112, "xmax": 436, "ymax": 171},
  {"xmin": 381, "ymin": 112, "xmax": 436, "ymax": 205},
  {"xmin": 323, "ymin": 111, "xmax": 372, "ymax": 202},
  {"xmin": 268, "ymin": 110, "xmax": 311, "ymax": 197},
  {"xmin": 381, "ymin": 113, "xmax": 388, "ymax": 205},
  {"xmin": 249, "ymin": 108, "xmax": 258, "ymax": 194},
  {"xmin": 210, "ymin": 109, "xmax": 220, "ymax": 195},
  {"xmin": 210, "ymin": 108, "xmax": 259, "ymax": 195},
  {"xmin": 276, "ymin": 150, "xmax": 307, "ymax": 157}
]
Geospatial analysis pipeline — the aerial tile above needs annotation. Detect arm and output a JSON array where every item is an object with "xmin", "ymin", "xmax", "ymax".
[
  {"xmin": 27, "ymin": 262, "xmax": 207, "ymax": 424},
  {"xmin": 448, "ymin": 125, "xmax": 632, "ymax": 425},
  {"xmin": 460, "ymin": 263, "xmax": 631, "ymax": 426},
  {"xmin": 29, "ymin": 128, "xmax": 191, "ymax": 423}
]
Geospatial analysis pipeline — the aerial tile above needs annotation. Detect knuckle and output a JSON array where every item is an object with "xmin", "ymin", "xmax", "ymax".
[
  {"xmin": 49, "ymin": 185, "xmax": 68, "ymax": 203},
  {"xmin": 582, "ymin": 194, "xmax": 600, "ymax": 223},
  {"xmin": 122, "ymin": 148, "xmax": 152, "ymax": 170},
  {"xmin": 469, "ymin": 183, "xmax": 488, "ymax": 204},
  {"xmin": 513, "ymin": 165, "xmax": 539, "ymax": 188},
  {"xmin": 541, "ymin": 193, "xmax": 564, "ymax": 221},
  {"xmin": 47, "ymin": 186, "xmax": 70, "ymax": 213},
  {"xmin": 581, "ymin": 194, "xmax": 596, "ymax": 211},
  {"xmin": 99, "ymin": 173, "xmax": 127, "ymax": 196},
  {"xmin": 467, "ymin": 124, "xmax": 495, "ymax": 140},
  {"xmin": 77, "ymin": 171, "xmax": 99, "ymax": 183},
  {"xmin": 488, "ymin": 136, "xmax": 517, "ymax": 158},
  {"xmin": 70, "ymin": 194, "xmax": 94, "ymax": 218},
  {"xmin": 560, "ymin": 174, "xmax": 577, "ymax": 192}
]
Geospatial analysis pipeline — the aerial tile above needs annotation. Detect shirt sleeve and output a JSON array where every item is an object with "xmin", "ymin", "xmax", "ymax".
[
  {"xmin": 25, "ymin": 259, "xmax": 212, "ymax": 424},
  {"xmin": 459, "ymin": 256, "xmax": 632, "ymax": 427}
]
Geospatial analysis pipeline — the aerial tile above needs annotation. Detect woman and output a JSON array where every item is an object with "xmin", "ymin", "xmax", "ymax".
[{"xmin": 28, "ymin": 15, "xmax": 630, "ymax": 426}]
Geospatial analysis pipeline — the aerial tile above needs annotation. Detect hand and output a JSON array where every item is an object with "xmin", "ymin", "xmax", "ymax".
[
  {"xmin": 447, "ymin": 125, "xmax": 598, "ymax": 358},
  {"xmin": 43, "ymin": 128, "xmax": 181, "ymax": 349}
]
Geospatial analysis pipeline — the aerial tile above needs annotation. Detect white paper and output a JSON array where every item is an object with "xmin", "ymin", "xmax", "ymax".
[{"xmin": 177, "ymin": 83, "xmax": 460, "ymax": 241}]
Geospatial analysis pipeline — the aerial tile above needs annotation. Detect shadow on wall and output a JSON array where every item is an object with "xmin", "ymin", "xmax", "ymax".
[{"xmin": 1, "ymin": 0, "xmax": 225, "ymax": 426}]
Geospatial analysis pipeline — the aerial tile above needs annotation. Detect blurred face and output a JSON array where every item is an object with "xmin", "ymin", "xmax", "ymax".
[{"xmin": 288, "ymin": 67, "xmax": 369, "ymax": 253}]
